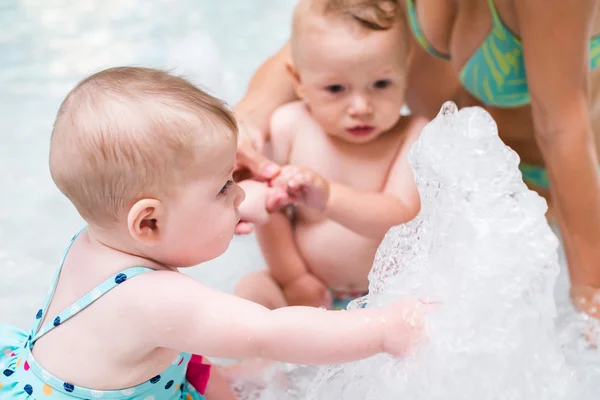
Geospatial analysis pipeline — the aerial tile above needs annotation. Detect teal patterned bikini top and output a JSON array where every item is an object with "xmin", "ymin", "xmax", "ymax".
[{"xmin": 406, "ymin": 0, "xmax": 600, "ymax": 108}]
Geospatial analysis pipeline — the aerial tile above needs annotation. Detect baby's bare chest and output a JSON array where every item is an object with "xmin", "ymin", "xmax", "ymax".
[{"xmin": 288, "ymin": 132, "xmax": 403, "ymax": 192}]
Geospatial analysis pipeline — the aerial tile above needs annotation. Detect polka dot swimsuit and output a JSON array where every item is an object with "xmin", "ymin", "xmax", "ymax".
[{"xmin": 0, "ymin": 229, "xmax": 209, "ymax": 399}]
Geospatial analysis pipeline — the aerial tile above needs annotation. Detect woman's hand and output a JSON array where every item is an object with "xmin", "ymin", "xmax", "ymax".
[
  {"xmin": 233, "ymin": 41, "xmax": 297, "ymax": 183},
  {"xmin": 233, "ymin": 121, "xmax": 280, "ymax": 235},
  {"xmin": 234, "ymin": 120, "xmax": 280, "ymax": 183}
]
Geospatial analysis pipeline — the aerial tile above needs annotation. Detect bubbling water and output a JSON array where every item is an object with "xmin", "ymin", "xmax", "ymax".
[{"xmin": 303, "ymin": 103, "xmax": 600, "ymax": 400}]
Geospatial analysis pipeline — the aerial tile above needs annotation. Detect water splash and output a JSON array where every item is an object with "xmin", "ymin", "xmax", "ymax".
[{"xmin": 302, "ymin": 102, "xmax": 600, "ymax": 399}]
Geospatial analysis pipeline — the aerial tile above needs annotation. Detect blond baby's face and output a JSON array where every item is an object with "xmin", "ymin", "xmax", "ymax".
[
  {"xmin": 291, "ymin": 21, "xmax": 407, "ymax": 143},
  {"xmin": 149, "ymin": 130, "xmax": 245, "ymax": 267}
]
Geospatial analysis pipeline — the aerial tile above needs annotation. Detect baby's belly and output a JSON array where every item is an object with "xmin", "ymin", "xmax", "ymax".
[{"xmin": 294, "ymin": 220, "xmax": 381, "ymax": 291}]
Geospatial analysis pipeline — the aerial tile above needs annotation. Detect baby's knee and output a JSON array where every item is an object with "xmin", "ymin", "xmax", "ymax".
[
  {"xmin": 234, "ymin": 271, "xmax": 262, "ymax": 295},
  {"xmin": 234, "ymin": 270, "xmax": 286, "ymax": 309},
  {"xmin": 234, "ymin": 270, "xmax": 274, "ymax": 298}
]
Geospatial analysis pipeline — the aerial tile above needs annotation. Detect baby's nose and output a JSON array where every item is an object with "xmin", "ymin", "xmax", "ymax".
[{"xmin": 348, "ymin": 95, "xmax": 373, "ymax": 116}]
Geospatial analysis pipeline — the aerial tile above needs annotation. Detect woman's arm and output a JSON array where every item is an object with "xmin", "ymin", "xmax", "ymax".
[
  {"xmin": 233, "ymin": 42, "xmax": 297, "ymax": 183},
  {"xmin": 516, "ymin": 0, "xmax": 600, "ymax": 287},
  {"xmin": 234, "ymin": 41, "xmax": 298, "ymax": 141}
]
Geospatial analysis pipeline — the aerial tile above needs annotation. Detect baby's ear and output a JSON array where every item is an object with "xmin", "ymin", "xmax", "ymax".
[
  {"xmin": 127, "ymin": 198, "xmax": 164, "ymax": 247},
  {"xmin": 285, "ymin": 61, "xmax": 307, "ymax": 99}
]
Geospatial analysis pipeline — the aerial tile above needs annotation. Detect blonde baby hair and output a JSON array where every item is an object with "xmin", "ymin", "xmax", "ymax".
[{"xmin": 49, "ymin": 67, "xmax": 237, "ymax": 226}]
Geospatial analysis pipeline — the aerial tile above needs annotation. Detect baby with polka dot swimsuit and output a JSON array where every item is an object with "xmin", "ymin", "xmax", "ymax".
[{"xmin": 0, "ymin": 67, "xmax": 431, "ymax": 400}]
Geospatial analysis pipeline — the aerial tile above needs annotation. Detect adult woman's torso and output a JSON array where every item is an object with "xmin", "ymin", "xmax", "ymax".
[{"xmin": 401, "ymin": 0, "xmax": 600, "ymax": 197}]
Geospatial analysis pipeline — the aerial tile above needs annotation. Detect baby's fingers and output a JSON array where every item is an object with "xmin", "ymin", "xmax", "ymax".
[
  {"xmin": 266, "ymin": 189, "xmax": 291, "ymax": 212},
  {"xmin": 235, "ymin": 221, "xmax": 254, "ymax": 235},
  {"xmin": 287, "ymin": 179, "xmax": 304, "ymax": 197},
  {"xmin": 288, "ymin": 172, "xmax": 312, "ymax": 192}
]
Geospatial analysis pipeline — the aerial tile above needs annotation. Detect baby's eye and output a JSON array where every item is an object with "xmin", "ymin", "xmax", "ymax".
[
  {"xmin": 325, "ymin": 84, "xmax": 345, "ymax": 94},
  {"xmin": 219, "ymin": 180, "xmax": 233, "ymax": 195},
  {"xmin": 374, "ymin": 79, "xmax": 392, "ymax": 89}
]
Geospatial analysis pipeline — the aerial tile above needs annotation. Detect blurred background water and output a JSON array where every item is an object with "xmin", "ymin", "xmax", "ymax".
[{"xmin": 0, "ymin": 0, "xmax": 295, "ymax": 328}]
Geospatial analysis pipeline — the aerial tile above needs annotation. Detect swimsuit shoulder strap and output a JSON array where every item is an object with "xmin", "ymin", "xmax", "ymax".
[
  {"xmin": 32, "ymin": 266, "xmax": 153, "ymax": 345},
  {"xmin": 31, "ymin": 227, "xmax": 87, "ymax": 335},
  {"xmin": 486, "ymin": 0, "xmax": 503, "ymax": 28},
  {"xmin": 405, "ymin": 0, "xmax": 451, "ymax": 60},
  {"xmin": 486, "ymin": 0, "xmax": 520, "ymax": 42}
]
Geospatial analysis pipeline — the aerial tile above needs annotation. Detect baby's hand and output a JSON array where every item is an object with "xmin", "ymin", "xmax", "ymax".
[
  {"xmin": 282, "ymin": 273, "xmax": 332, "ymax": 308},
  {"xmin": 267, "ymin": 165, "xmax": 330, "ymax": 212},
  {"xmin": 238, "ymin": 180, "xmax": 270, "ymax": 225},
  {"xmin": 381, "ymin": 299, "xmax": 436, "ymax": 358}
]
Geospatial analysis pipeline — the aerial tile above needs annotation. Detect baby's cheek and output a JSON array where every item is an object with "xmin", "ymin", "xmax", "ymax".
[
  {"xmin": 311, "ymin": 106, "xmax": 341, "ymax": 130},
  {"xmin": 219, "ymin": 202, "xmax": 239, "ymax": 224},
  {"xmin": 382, "ymin": 107, "xmax": 402, "ymax": 128}
]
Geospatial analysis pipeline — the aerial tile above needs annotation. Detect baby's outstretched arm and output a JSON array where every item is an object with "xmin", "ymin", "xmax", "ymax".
[
  {"xmin": 327, "ymin": 119, "xmax": 428, "ymax": 239},
  {"xmin": 136, "ymin": 272, "xmax": 427, "ymax": 365}
]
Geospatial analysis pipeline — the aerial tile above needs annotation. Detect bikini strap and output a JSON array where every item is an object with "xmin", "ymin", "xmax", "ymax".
[
  {"xmin": 405, "ymin": 0, "xmax": 451, "ymax": 60},
  {"xmin": 486, "ymin": 0, "xmax": 503, "ymax": 27},
  {"xmin": 31, "ymin": 266, "xmax": 153, "ymax": 345},
  {"xmin": 31, "ymin": 227, "xmax": 87, "ymax": 335}
]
